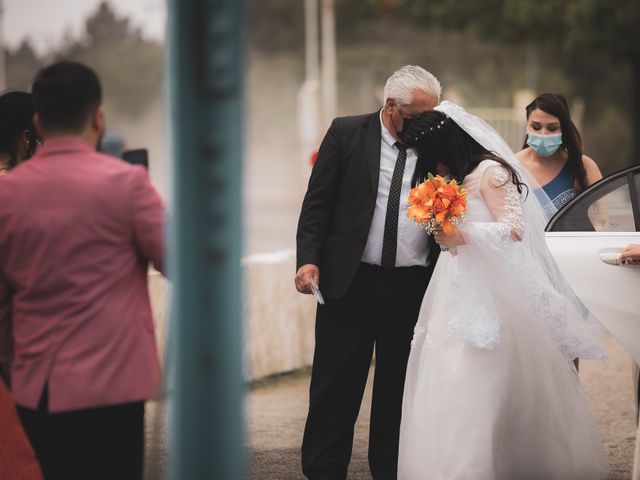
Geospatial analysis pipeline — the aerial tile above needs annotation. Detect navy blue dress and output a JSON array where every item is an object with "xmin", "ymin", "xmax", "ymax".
[{"xmin": 541, "ymin": 161, "xmax": 575, "ymax": 211}]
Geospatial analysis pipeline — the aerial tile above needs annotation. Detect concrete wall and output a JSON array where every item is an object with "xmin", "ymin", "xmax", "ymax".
[
  {"xmin": 243, "ymin": 250, "xmax": 317, "ymax": 380},
  {"xmin": 148, "ymin": 249, "xmax": 317, "ymax": 382}
]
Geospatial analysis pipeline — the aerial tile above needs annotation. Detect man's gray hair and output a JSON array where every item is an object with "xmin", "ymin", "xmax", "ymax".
[{"xmin": 383, "ymin": 65, "xmax": 441, "ymax": 106}]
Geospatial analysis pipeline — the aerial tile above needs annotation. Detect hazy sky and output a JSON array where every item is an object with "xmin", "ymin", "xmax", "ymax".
[{"xmin": 4, "ymin": 0, "xmax": 166, "ymax": 54}]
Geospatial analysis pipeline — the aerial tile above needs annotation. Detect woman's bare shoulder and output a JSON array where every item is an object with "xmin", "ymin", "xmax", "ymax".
[{"xmin": 582, "ymin": 154, "xmax": 603, "ymax": 186}]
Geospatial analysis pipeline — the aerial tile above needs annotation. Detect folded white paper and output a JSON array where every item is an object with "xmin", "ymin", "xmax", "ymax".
[{"xmin": 309, "ymin": 278, "xmax": 325, "ymax": 305}]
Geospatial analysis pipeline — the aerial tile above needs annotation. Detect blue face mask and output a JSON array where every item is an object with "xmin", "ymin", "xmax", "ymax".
[{"xmin": 526, "ymin": 132, "xmax": 563, "ymax": 158}]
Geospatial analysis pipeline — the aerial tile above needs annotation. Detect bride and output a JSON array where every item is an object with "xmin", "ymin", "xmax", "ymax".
[{"xmin": 397, "ymin": 102, "xmax": 609, "ymax": 479}]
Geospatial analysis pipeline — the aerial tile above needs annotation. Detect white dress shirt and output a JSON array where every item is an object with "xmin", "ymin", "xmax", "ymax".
[{"xmin": 361, "ymin": 110, "xmax": 430, "ymax": 267}]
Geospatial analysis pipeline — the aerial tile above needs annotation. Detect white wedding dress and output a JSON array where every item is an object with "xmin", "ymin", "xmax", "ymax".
[{"xmin": 398, "ymin": 160, "xmax": 609, "ymax": 480}]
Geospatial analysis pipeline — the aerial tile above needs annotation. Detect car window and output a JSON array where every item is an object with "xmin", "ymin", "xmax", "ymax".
[
  {"xmin": 586, "ymin": 182, "xmax": 634, "ymax": 232},
  {"xmin": 547, "ymin": 169, "xmax": 639, "ymax": 232}
]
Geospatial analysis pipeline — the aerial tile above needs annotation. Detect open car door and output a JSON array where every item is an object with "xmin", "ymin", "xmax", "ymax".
[{"xmin": 544, "ymin": 166, "xmax": 640, "ymax": 363}]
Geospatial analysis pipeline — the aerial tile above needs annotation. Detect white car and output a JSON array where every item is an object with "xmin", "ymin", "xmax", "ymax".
[
  {"xmin": 545, "ymin": 165, "xmax": 640, "ymax": 476},
  {"xmin": 545, "ymin": 165, "xmax": 640, "ymax": 366}
]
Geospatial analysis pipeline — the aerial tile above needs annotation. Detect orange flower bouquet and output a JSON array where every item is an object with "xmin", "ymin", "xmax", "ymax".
[{"xmin": 407, "ymin": 173, "xmax": 468, "ymax": 253}]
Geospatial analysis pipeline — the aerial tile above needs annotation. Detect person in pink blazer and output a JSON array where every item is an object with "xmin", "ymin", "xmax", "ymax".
[{"xmin": 0, "ymin": 61, "xmax": 165, "ymax": 480}]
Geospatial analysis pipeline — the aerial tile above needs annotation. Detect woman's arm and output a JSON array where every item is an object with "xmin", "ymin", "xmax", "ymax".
[
  {"xmin": 583, "ymin": 155, "xmax": 603, "ymax": 188},
  {"xmin": 435, "ymin": 165, "xmax": 524, "ymax": 248}
]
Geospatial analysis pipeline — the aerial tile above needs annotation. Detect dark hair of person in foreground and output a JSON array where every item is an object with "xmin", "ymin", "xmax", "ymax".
[
  {"xmin": 0, "ymin": 91, "xmax": 38, "ymax": 171},
  {"xmin": 32, "ymin": 61, "xmax": 102, "ymax": 134}
]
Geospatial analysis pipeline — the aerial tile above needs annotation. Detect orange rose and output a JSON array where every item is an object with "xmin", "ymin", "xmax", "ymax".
[
  {"xmin": 418, "ymin": 181, "xmax": 436, "ymax": 201},
  {"xmin": 435, "ymin": 209, "xmax": 448, "ymax": 224},
  {"xmin": 450, "ymin": 198, "xmax": 467, "ymax": 217},
  {"xmin": 432, "ymin": 198, "xmax": 446, "ymax": 213},
  {"xmin": 442, "ymin": 218, "xmax": 454, "ymax": 235},
  {"xmin": 450, "ymin": 205, "xmax": 464, "ymax": 217},
  {"xmin": 439, "ymin": 183, "xmax": 458, "ymax": 199},
  {"xmin": 407, "ymin": 204, "xmax": 429, "ymax": 222},
  {"xmin": 408, "ymin": 187, "xmax": 421, "ymax": 206},
  {"xmin": 430, "ymin": 175, "xmax": 443, "ymax": 189}
]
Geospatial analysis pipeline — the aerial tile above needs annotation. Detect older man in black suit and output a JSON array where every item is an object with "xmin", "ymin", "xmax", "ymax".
[{"xmin": 295, "ymin": 65, "xmax": 441, "ymax": 480}]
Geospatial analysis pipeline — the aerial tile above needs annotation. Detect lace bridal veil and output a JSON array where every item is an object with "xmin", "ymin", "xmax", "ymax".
[{"xmin": 433, "ymin": 101, "xmax": 606, "ymax": 361}]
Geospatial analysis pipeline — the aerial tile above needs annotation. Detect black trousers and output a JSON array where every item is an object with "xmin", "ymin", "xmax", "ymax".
[
  {"xmin": 16, "ymin": 387, "xmax": 145, "ymax": 480},
  {"xmin": 302, "ymin": 262, "xmax": 433, "ymax": 480}
]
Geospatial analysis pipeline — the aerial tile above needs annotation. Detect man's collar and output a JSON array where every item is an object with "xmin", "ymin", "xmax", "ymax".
[
  {"xmin": 36, "ymin": 137, "xmax": 96, "ymax": 157},
  {"xmin": 379, "ymin": 108, "xmax": 401, "ymax": 150}
]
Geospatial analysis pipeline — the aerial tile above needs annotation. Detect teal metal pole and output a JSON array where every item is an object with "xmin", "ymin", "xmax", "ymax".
[{"xmin": 166, "ymin": 0, "xmax": 245, "ymax": 478}]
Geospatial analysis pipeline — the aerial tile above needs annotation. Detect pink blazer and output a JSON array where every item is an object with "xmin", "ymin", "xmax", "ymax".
[{"xmin": 0, "ymin": 137, "xmax": 165, "ymax": 412}]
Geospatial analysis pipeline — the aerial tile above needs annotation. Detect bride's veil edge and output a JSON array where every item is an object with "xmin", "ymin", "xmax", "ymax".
[{"xmin": 434, "ymin": 100, "xmax": 607, "ymax": 361}]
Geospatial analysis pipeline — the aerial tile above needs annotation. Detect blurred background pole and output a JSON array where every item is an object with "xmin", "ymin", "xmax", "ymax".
[
  {"xmin": 321, "ymin": 0, "xmax": 337, "ymax": 127},
  {"xmin": 0, "ymin": 0, "xmax": 6, "ymax": 91},
  {"xmin": 525, "ymin": 41, "xmax": 538, "ymax": 93},
  {"xmin": 298, "ymin": 0, "xmax": 321, "ymax": 186},
  {"xmin": 166, "ymin": 0, "xmax": 245, "ymax": 479},
  {"xmin": 305, "ymin": 0, "xmax": 319, "ymax": 84}
]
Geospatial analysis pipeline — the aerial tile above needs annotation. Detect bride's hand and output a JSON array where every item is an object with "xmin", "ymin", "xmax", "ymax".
[{"xmin": 434, "ymin": 227, "xmax": 466, "ymax": 247}]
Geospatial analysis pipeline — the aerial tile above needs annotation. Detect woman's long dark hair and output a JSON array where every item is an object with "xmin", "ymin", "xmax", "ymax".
[
  {"xmin": 0, "ymin": 91, "xmax": 38, "ymax": 168},
  {"xmin": 523, "ymin": 93, "xmax": 587, "ymax": 193},
  {"xmin": 402, "ymin": 110, "xmax": 527, "ymax": 195}
]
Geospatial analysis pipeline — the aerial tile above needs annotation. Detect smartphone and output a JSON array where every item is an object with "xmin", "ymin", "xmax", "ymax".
[{"xmin": 121, "ymin": 149, "xmax": 149, "ymax": 169}]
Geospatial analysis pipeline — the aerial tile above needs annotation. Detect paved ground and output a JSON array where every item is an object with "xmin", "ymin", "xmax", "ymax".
[{"xmin": 248, "ymin": 332, "xmax": 637, "ymax": 480}]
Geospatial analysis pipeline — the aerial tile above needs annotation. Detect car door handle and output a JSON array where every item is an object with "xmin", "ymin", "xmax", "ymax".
[
  {"xmin": 599, "ymin": 252, "xmax": 621, "ymax": 265},
  {"xmin": 599, "ymin": 252, "xmax": 640, "ymax": 267}
]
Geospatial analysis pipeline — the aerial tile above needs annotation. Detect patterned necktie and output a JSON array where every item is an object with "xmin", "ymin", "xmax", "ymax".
[{"xmin": 381, "ymin": 142, "xmax": 407, "ymax": 269}]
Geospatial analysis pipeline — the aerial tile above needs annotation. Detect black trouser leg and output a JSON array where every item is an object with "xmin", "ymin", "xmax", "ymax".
[
  {"xmin": 368, "ymin": 265, "xmax": 432, "ymax": 480},
  {"xmin": 16, "ymin": 387, "xmax": 67, "ymax": 480},
  {"xmin": 17, "ymin": 387, "xmax": 145, "ymax": 480},
  {"xmin": 301, "ymin": 264, "xmax": 381, "ymax": 480},
  {"xmin": 67, "ymin": 401, "xmax": 145, "ymax": 480}
]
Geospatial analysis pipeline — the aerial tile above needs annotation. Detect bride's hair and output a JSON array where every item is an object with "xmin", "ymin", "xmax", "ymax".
[{"xmin": 402, "ymin": 110, "xmax": 527, "ymax": 195}]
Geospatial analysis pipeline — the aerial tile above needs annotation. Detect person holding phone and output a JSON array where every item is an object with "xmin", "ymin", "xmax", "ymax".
[{"xmin": 0, "ymin": 61, "xmax": 165, "ymax": 480}]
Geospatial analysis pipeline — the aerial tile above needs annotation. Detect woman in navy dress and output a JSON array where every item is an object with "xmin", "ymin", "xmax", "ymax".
[
  {"xmin": 517, "ymin": 93, "xmax": 603, "ymax": 371},
  {"xmin": 516, "ymin": 93, "xmax": 602, "ymax": 212}
]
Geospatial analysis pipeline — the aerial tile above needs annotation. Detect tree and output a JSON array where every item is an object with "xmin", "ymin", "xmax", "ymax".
[
  {"xmin": 5, "ymin": 40, "xmax": 42, "ymax": 90},
  {"xmin": 85, "ymin": 1, "xmax": 141, "ymax": 46},
  {"xmin": 380, "ymin": 0, "xmax": 640, "ymax": 163},
  {"xmin": 566, "ymin": 1, "xmax": 640, "ymax": 163},
  {"xmin": 59, "ymin": 1, "xmax": 162, "ymax": 117},
  {"xmin": 248, "ymin": 0, "xmax": 304, "ymax": 55}
]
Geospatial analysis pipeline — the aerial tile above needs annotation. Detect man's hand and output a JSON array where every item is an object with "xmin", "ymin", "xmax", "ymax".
[
  {"xmin": 621, "ymin": 244, "xmax": 640, "ymax": 265},
  {"xmin": 295, "ymin": 264, "xmax": 320, "ymax": 294}
]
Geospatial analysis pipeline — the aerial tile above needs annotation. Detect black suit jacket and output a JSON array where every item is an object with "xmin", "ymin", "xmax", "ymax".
[{"xmin": 296, "ymin": 111, "xmax": 437, "ymax": 300}]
